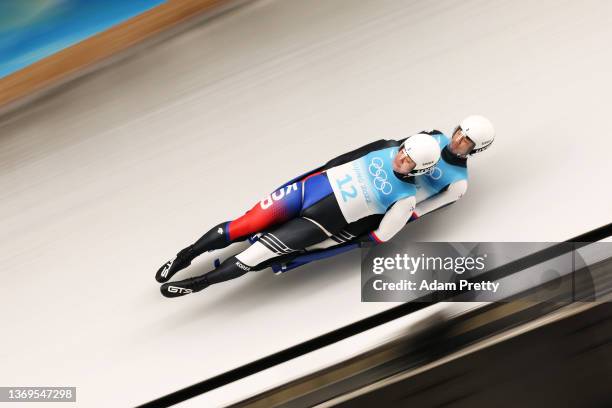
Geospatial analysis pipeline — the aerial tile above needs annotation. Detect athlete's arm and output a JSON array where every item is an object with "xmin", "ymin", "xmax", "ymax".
[
  {"xmin": 413, "ymin": 179, "xmax": 468, "ymax": 218},
  {"xmin": 367, "ymin": 196, "xmax": 416, "ymax": 243}
]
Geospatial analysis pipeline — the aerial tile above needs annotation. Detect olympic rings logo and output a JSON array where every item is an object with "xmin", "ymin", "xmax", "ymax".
[
  {"xmin": 368, "ymin": 157, "xmax": 392, "ymax": 195},
  {"xmin": 429, "ymin": 166, "xmax": 443, "ymax": 180}
]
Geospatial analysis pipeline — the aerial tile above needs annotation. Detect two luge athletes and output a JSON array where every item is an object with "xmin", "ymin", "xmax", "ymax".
[{"xmin": 156, "ymin": 115, "xmax": 495, "ymax": 298}]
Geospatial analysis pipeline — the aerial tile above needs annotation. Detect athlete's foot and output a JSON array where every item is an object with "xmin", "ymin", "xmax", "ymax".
[
  {"xmin": 160, "ymin": 276, "xmax": 209, "ymax": 298},
  {"xmin": 155, "ymin": 246, "xmax": 194, "ymax": 283}
]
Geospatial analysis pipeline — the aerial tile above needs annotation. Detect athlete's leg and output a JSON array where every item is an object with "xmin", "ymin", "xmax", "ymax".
[
  {"xmin": 305, "ymin": 214, "xmax": 383, "ymax": 251},
  {"xmin": 160, "ymin": 217, "xmax": 333, "ymax": 297},
  {"xmin": 159, "ymin": 172, "xmax": 348, "ymax": 296},
  {"xmin": 192, "ymin": 180, "xmax": 305, "ymax": 254},
  {"xmin": 155, "ymin": 180, "xmax": 303, "ymax": 283}
]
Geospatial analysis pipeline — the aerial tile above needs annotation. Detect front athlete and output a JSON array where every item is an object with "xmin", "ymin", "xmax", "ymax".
[{"xmin": 155, "ymin": 133, "xmax": 441, "ymax": 297}]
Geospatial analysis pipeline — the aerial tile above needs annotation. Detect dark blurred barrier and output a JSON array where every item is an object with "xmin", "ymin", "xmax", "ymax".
[{"xmin": 329, "ymin": 302, "xmax": 612, "ymax": 408}]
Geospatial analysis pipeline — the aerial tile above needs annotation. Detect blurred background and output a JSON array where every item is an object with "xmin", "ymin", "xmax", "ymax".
[
  {"xmin": 0, "ymin": 0, "xmax": 611, "ymax": 407},
  {"xmin": 0, "ymin": 0, "xmax": 165, "ymax": 78}
]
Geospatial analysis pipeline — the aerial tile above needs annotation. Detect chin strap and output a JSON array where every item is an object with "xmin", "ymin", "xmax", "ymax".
[
  {"xmin": 441, "ymin": 146, "xmax": 469, "ymax": 167},
  {"xmin": 393, "ymin": 170, "xmax": 416, "ymax": 182}
]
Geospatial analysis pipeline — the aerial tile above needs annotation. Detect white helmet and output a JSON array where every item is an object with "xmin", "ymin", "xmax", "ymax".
[
  {"xmin": 400, "ymin": 133, "xmax": 441, "ymax": 176},
  {"xmin": 457, "ymin": 115, "xmax": 495, "ymax": 155}
]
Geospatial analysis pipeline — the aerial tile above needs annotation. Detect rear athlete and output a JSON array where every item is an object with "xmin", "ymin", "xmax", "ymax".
[
  {"xmin": 155, "ymin": 133, "xmax": 442, "ymax": 297},
  {"xmin": 413, "ymin": 115, "xmax": 495, "ymax": 218}
]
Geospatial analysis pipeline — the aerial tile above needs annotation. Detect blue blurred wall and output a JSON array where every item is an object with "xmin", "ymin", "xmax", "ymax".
[{"xmin": 0, "ymin": 0, "xmax": 167, "ymax": 78}]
